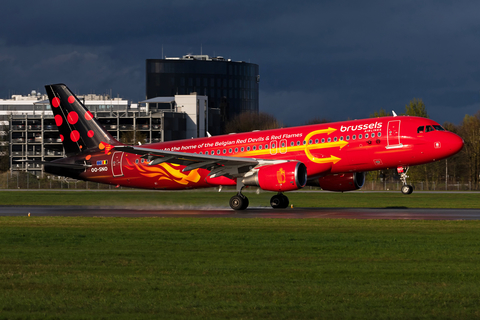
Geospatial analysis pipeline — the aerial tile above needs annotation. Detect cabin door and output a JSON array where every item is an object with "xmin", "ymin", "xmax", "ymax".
[
  {"xmin": 386, "ymin": 120, "xmax": 403, "ymax": 149},
  {"xmin": 111, "ymin": 151, "xmax": 124, "ymax": 177}
]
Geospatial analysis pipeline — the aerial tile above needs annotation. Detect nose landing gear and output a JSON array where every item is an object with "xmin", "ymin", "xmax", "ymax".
[{"xmin": 398, "ymin": 166, "xmax": 414, "ymax": 194}]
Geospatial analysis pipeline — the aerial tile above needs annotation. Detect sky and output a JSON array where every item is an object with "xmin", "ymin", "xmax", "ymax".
[{"xmin": 1, "ymin": 0, "xmax": 479, "ymax": 126}]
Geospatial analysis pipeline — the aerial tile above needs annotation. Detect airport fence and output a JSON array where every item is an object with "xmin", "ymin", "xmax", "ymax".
[{"xmin": 0, "ymin": 171, "xmax": 475, "ymax": 191}]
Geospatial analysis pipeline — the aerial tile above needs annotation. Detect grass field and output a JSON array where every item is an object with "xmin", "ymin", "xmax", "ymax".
[
  {"xmin": 1, "ymin": 191, "xmax": 480, "ymax": 319},
  {"xmin": 0, "ymin": 190, "xmax": 479, "ymax": 208},
  {"xmin": 1, "ymin": 217, "xmax": 480, "ymax": 319}
]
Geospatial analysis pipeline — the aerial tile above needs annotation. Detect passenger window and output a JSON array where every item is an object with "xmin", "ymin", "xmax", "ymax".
[
  {"xmin": 247, "ymin": 147, "xmax": 250, "ymax": 151},
  {"xmin": 259, "ymin": 145, "xmax": 262, "ymax": 150},
  {"xmin": 217, "ymin": 150, "xmax": 221, "ymax": 155},
  {"xmin": 417, "ymin": 126, "xmax": 425, "ymax": 133},
  {"xmin": 315, "ymin": 139, "xmax": 319, "ymax": 144},
  {"xmin": 321, "ymin": 138, "xmax": 325, "ymax": 143},
  {"xmin": 290, "ymin": 141, "xmax": 294, "ymax": 147},
  {"xmin": 309, "ymin": 139, "xmax": 313, "ymax": 144},
  {"xmin": 241, "ymin": 147, "xmax": 244, "ymax": 152},
  {"xmin": 223, "ymin": 149, "xmax": 226, "ymax": 154},
  {"xmin": 426, "ymin": 125, "xmax": 434, "ymax": 132},
  {"xmin": 353, "ymin": 135, "xmax": 356, "ymax": 140},
  {"xmin": 334, "ymin": 137, "xmax": 338, "ymax": 142},
  {"xmin": 265, "ymin": 144, "xmax": 269, "ymax": 149},
  {"xmin": 346, "ymin": 135, "xmax": 350, "ymax": 141},
  {"xmin": 377, "ymin": 132, "xmax": 381, "ymax": 137},
  {"xmin": 328, "ymin": 137, "xmax": 331, "ymax": 142},
  {"xmin": 253, "ymin": 146, "xmax": 256, "ymax": 151},
  {"xmin": 229, "ymin": 148, "xmax": 232, "ymax": 153},
  {"xmin": 340, "ymin": 136, "xmax": 343, "ymax": 141},
  {"xmin": 365, "ymin": 133, "xmax": 369, "ymax": 138},
  {"xmin": 359, "ymin": 134, "xmax": 363, "ymax": 139},
  {"xmin": 235, "ymin": 148, "xmax": 238, "ymax": 153},
  {"xmin": 297, "ymin": 141, "xmax": 300, "ymax": 146}
]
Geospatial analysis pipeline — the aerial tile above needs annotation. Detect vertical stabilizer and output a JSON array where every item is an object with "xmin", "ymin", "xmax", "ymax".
[{"xmin": 45, "ymin": 83, "xmax": 122, "ymax": 156}]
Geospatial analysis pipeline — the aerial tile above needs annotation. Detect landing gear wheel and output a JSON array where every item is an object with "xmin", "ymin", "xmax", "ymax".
[
  {"xmin": 230, "ymin": 194, "xmax": 249, "ymax": 210},
  {"xmin": 270, "ymin": 194, "xmax": 289, "ymax": 209},
  {"xmin": 401, "ymin": 185, "xmax": 414, "ymax": 195}
]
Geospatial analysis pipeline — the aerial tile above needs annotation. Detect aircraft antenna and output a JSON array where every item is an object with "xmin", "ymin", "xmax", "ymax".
[{"xmin": 392, "ymin": 110, "xmax": 398, "ymax": 117}]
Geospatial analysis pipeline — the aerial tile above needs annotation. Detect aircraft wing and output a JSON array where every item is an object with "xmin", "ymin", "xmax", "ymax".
[{"xmin": 115, "ymin": 145, "xmax": 280, "ymax": 179}]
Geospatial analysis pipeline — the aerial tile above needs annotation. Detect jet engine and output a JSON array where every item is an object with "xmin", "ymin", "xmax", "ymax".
[
  {"xmin": 308, "ymin": 172, "xmax": 365, "ymax": 191},
  {"xmin": 242, "ymin": 161, "xmax": 307, "ymax": 192}
]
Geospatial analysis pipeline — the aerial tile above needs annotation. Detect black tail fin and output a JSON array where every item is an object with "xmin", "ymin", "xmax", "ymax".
[{"xmin": 45, "ymin": 83, "xmax": 122, "ymax": 156}]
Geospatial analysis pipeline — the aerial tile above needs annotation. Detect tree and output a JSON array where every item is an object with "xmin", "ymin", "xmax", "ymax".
[
  {"xmin": 120, "ymin": 131, "xmax": 146, "ymax": 145},
  {"xmin": 404, "ymin": 98, "xmax": 428, "ymax": 118},
  {"xmin": 457, "ymin": 112, "xmax": 480, "ymax": 190},
  {"xmin": 224, "ymin": 112, "xmax": 281, "ymax": 133},
  {"xmin": 370, "ymin": 109, "xmax": 392, "ymax": 118}
]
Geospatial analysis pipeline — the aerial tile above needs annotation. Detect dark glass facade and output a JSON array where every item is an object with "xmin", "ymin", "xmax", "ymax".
[{"xmin": 146, "ymin": 57, "xmax": 259, "ymax": 128}]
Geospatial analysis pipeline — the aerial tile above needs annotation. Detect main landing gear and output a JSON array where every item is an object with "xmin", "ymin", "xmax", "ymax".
[
  {"xmin": 398, "ymin": 166, "xmax": 414, "ymax": 195},
  {"xmin": 229, "ymin": 193, "xmax": 249, "ymax": 210},
  {"xmin": 230, "ymin": 181, "xmax": 249, "ymax": 210},
  {"xmin": 270, "ymin": 193, "xmax": 289, "ymax": 209},
  {"xmin": 229, "ymin": 182, "xmax": 290, "ymax": 210}
]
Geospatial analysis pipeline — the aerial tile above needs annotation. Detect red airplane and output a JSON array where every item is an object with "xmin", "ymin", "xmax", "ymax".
[{"xmin": 39, "ymin": 84, "xmax": 464, "ymax": 210}]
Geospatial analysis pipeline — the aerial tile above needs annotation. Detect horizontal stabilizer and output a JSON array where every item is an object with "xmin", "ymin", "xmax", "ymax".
[{"xmin": 14, "ymin": 159, "xmax": 91, "ymax": 170}]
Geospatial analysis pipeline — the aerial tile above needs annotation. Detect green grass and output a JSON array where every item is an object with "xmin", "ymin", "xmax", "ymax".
[
  {"xmin": 0, "ymin": 190, "xmax": 479, "ymax": 208},
  {"xmin": 1, "ymin": 217, "xmax": 480, "ymax": 319}
]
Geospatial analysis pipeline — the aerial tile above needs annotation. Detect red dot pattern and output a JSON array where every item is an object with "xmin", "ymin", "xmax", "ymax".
[
  {"xmin": 67, "ymin": 111, "xmax": 79, "ymax": 125},
  {"xmin": 71, "ymin": 130, "xmax": 80, "ymax": 142},
  {"xmin": 52, "ymin": 97, "xmax": 60, "ymax": 108},
  {"xmin": 52, "ymin": 96, "xmax": 99, "ymax": 145},
  {"xmin": 85, "ymin": 111, "xmax": 93, "ymax": 121},
  {"xmin": 55, "ymin": 115, "xmax": 63, "ymax": 127}
]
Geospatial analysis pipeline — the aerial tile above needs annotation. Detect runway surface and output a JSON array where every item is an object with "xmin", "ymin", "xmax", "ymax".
[{"xmin": 1, "ymin": 206, "xmax": 480, "ymax": 220}]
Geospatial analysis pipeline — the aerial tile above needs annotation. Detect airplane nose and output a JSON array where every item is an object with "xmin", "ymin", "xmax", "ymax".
[{"xmin": 448, "ymin": 133, "xmax": 464, "ymax": 155}]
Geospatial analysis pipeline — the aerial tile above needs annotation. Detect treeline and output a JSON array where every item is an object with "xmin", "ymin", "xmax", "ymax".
[
  {"xmin": 369, "ymin": 99, "xmax": 478, "ymax": 190},
  {"xmin": 225, "ymin": 99, "xmax": 479, "ymax": 190}
]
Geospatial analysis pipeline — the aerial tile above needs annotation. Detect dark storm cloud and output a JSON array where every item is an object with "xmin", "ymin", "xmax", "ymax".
[{"xmin": 1, "ymin": 0, "xmax": 479, "ymax": 126}]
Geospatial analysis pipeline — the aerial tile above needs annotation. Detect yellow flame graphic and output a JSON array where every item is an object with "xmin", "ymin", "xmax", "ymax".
[{"xmin": 125, "ymin": 158, "xmax": 201, "ymax": 185}]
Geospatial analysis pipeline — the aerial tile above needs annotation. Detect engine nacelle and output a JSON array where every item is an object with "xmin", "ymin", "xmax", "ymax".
[
  {"xmin": 308, "ymin": 172, "xmax": 365, "ymax": 192},
  {"xmin": 242, "ymin": 162, "xmax": 307, "ymax": 192}
]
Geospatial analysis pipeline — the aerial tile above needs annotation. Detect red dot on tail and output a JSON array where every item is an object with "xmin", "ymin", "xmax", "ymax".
[
  {"xmin": 87, "ymin": 130, "xmax": 94, "ymax": 138},
  {"xmin": 67, "ymin": 111, "xmax": 79, "ymax": 124},
  {"xmin": 54, "ymin": 115, "xmax": 63, "ymax": 127},
  {"xmin": 85, "ymin": 111, "xmax": 93, "ymax": 121},
  {"xmin": 60, "ymin": 134, "xmax": 64, "ymax": 142},
  {"xmin": 70, "ymin": 130, "xmax": 80, "ymax": 142},
  {"xmin": 68, "ymin": 96, "xmax": 75, "ymax": 104},
  {"xmin": 52, "ymin": 97, "xmax": 60, "ymax": 108}
]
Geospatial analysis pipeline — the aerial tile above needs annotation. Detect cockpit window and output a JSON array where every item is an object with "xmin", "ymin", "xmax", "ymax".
[
  {"xmin": 417, "ymin": 126, "xmax": 424, "ymax": 133},
  {"xmin": 433, "ymin": 125, "xmax": 445, "ymax": 131},
  {"xmin": 426, "ymin": 125, "xmax": 434, "ymax": 132}
]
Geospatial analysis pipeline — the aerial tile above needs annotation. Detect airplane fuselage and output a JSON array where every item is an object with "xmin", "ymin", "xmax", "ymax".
[{"xmin": 51, "ymin": 115, "xmax": 463, "ymax": 191}]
